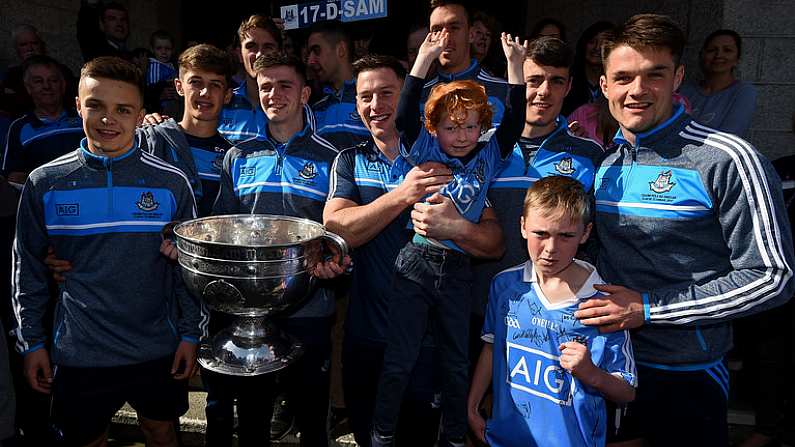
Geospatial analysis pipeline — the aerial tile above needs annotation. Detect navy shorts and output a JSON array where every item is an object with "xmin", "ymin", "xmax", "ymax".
[
  {"xmin": 52, "ymin": 355, "xmax": 189, "ymax": 446},
  {"xmin": 606, "ymin": 363, "xmax": 729, "ymax": 446}
]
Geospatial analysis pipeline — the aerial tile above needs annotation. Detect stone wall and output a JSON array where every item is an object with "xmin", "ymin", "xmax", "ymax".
[
  {"xmin": 0, "ymin": 0, "xmax": 180, "ymax": 78},
  {"xmin": 725, "ymin": 0, "xmax": 795, "ymax": 160},
  {"xmin": 525, "ymin": 0, "xmax": 794, "ymax": 160}
]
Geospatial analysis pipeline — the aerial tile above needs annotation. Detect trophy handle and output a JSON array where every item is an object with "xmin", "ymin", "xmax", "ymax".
[{"xmin": 321, "ymin": 230, "xmax": 349, "ymax": 266}]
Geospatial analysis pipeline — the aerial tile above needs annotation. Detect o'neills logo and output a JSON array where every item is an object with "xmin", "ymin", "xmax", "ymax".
[
  {"xmin": 649, "ymin": 170, "xmax": 675, "ymax": 194},
  {"xmin": 136, "ymin": 192, "xmax": 160, "ymax": 212}
]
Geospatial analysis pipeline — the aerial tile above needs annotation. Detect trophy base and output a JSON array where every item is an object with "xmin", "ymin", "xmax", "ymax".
[{"xmin": 197, "ymin": 317, "xmax": 304, "ymax": 376}]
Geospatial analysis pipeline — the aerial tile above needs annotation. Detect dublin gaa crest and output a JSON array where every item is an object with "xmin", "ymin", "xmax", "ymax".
[
  {"xmin": 554, "ymin": 157, "xmax": 576, "ymax": 175},
  {"xmin": 649, "ymin": 170, "xmax": 676, "ymax": 194},
  {"xmin": 299, "ymin": 161, "xmax": 319, "ymax": 180},
  {"xmin": 136, "ymin": 192, "xmax": 160, "ymax": 211}
]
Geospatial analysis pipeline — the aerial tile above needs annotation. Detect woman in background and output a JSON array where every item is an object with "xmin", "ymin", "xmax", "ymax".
[{"xmin": 680, "ymin": 29, "xmax": 757, "ymax": 137}]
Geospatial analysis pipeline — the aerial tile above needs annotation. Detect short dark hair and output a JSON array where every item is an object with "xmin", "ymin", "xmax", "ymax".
[
  {"xmin": 308, "ymin": 21, "xmax": 353, "ymax": 62},
  {"xmin": 80, "ymin": 56, "xmax": 144, "ymax": 100},
  {"xmin": 149, "ymin": 30, "xmax": 174, "ymax": 48},
  {"xmin": 22, "ymin": 55, "xmax": 62, "ymax": 82},
  {"xmin": 530, "ymin": 17, "xmax": 567, "ymax": 42},
  {"xmin": 100, "ymin": 2, "xmax": 127, "ymax": 19},
  {"xmin": 526, "ymin": 37, "xmax": 573, "ymax": 70},
  {"xmin": 253, "ymin": 53, "xmax": 306, "ymax": 84},
  {"xmin": 178, "ymin": 44, "xmax": 234, "ymax": 87},
  {"xmin": 602, "ymin": 14, "xmax": 686, "ymax": 66},
  {"xmin": 429, "ymin": 0, "xmax": 471, "ymax": 26},
  {"xmin": 702, "ymin": 29, "xmax": 742, "ymax": 56},
  {"xmin": 353, "ymin": 54, "xmax": 407, "ymax": 80},
  {"xmin": 238, "ymin": 15, "xmax": 283, "ymax": 50}
]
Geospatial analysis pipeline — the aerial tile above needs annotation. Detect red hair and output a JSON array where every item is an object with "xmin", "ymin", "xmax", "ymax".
[{"xmin": 424, "ymin": 80, "xmax": 492, "ymax": 134}]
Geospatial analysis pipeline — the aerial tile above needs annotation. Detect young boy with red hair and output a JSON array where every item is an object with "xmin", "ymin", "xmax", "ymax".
[{"xmin": 370, "ymin": 31, "xmax": 527, "ymax": 447}]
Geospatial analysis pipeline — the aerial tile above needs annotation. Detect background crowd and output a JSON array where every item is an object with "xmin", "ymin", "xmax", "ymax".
[{"xmin": 1, "ymin": 0, "xmax": 794, "ymax": 446}]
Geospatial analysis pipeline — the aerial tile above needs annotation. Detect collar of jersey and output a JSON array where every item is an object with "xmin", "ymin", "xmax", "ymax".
[
  {"xmin": 322, "ymin": 78, "xmax": 356, "ymax": 99},
  {"xmin": 613, "ymin": 103, "xmax": 686, "ymax": 148},
  {"xmin": 263, "ymin": 116, "xmax": 312, "ymax": 150},
  {"xmin": 362, "ymin": 139, "xmax": 405, "ymax": 165},
  {"xmin": 523, "ymin": 259, "xmax": 603, "ymax": 309},
  {"xmin": 79, "ymin": 135, "xmax": 139, "ymax": 169},
  {"xmin": 437, "ymin": 58, "xmax": 480, "ymax": 81}
]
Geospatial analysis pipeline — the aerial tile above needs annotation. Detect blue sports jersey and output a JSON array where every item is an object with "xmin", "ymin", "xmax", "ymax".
[
  {"xmin": 146, "ymin": 58, "xmax": 177, "ymax": 86},
  {"xmin": 471, "ymin": 117, "xmax": 604, "ymax": 314},
  {"xmin": 594, "ymin": 105, "xmax": 795, "ymax": 366},
  {"xmin": 2, "ymin": 110, "xmax": 84, "ymax": 176},
  {"xmin": 482, "ymin": 260, "xmax": 636, "ymax": 447},
  {"xmin": 328, "ymin": 140, "xmax": 412, "ymax": 342},
  {"xmin": 12, "ymin": 140, "xmax": 205, "ymax": 367},
  {"xmin": 217, "ymin": 81, "xmax": 269, "ymax": 143},
  {"xmin": 312, "ymin": 80, "xmax": 370, "ymax": 149},
  {"xmin": 395, "ymin": 75, "xmax": 525, "ymax": 252},
  {"xmin": 184, "ymin": 133, "xmax": 232, "ymax": 217},
  {"xmin": 398, "ymin": 128, "xmax": 502, "ymax": 252}
]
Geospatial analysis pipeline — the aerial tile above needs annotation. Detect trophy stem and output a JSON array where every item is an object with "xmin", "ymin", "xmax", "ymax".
[{"xmin": 198, "ymin": 316, "xmax": 304, "ymax": 376}]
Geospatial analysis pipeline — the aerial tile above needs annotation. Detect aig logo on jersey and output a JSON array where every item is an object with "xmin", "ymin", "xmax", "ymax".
[
  {"xmin": 240, "ymin": 166, "xmax": 256, "ymax": 177},
  {"xmin": 507, "ymin": 342, "xmax": 572, "ymax": 406},
  {"xmin": 56, "ymin": 203, "xmax": 80, "ymax": 216}
]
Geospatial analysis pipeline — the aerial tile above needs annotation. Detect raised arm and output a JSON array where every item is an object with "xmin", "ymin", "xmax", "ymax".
[
  {"xmin": 396, "ymin": 31, "xmax": 449, "ymax": 149},
  {"xmin": 493, "ymin": 33, "xmax": 528, "ymax": 158}
]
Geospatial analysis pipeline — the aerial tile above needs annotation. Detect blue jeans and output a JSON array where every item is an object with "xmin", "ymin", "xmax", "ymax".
[{"xmin": 373, "ymin": 242, "xmax": 472, "ymax": 441}]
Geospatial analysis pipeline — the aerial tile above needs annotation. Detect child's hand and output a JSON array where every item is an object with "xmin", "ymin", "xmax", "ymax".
[
  {"xmin": 501, "ymin": 32, "xmax": 528, "ymax": 66},
  {"xmin": 559, "ymin": 341, "xmax": 597, "ymax": 379},
  {"xmin": 468, "ymin": 406, "xmax": 487, "ymax": 444},
  {"xmin": 501, "ymin": 32, "xmax": 528, "ymax": 85},
  {"xmin": 418, "ymin": 30, "xmax": 449, "ymax": 64}
]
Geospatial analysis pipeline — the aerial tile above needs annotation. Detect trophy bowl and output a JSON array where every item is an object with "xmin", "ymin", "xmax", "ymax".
[{"xmin": 174, "ymin": 214, "xmax": 348, "ymax": 376}]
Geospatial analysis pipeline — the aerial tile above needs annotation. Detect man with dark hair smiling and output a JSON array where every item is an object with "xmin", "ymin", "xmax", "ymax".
[
  {"xmin": 325, "ymin": 54, "xmax": 506, "ymax": 446},
  {"xmin": 215, "ymin": 53, "xmax": 347, "ymax": 447},
  {"xmin": 13, "ymin": 56, "xmax": 203, "ymax": 447},
  {"xmin": 575, "ymin": 14, "xmax": 795, "ymax": 445}
]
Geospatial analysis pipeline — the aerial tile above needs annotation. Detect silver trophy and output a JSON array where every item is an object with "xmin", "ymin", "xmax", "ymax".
[{"xmin": 173, "ymin": 214, "xmax": 348, "ymax": 376}]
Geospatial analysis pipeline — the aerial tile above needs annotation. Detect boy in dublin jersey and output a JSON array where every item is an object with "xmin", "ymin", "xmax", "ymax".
[{"xmin": 468, "ymin": 176, "xmax": 636, "ymax": 447}]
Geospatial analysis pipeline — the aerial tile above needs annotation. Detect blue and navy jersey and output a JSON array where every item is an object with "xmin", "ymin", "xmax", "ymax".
[
  {"xmin": 312, "ymin": 80, "xmax": 370, "ymax": 149},
  {"xmin": 12, "ymin": 140, "xmax": 206, "ymax": 367},
  {"xmin": 398, "ymin": 127, "xmax": 502, "ymax": 252},
  {"xmin": 595, "ymin": 105, "xmax": 795, "ymax": 366},
  {"xmin": 217, "ymin": 81, "xmax": 269, "ymax": 143},
  {"xmin": 184, "ymin": 133, "xmax": 232, "ymax": 217},
  {"xmin": 214, "ymin": 121, "xmax": 338, "ymax": 318},
  {"xmin": 472, "ymin": 117, "xmax": 604, "ymax": 313},
  {"xmin": 421, "ymin": 59, "xmax": 508, "ymax": 130},
  {"xmin": 146, "ymin": 58, "xmax": 177, "ymax": 86},
  {"xmin": 328, "ymin": 140, "xmax": 412, "ymax": 342},
  {"xmin": 482, "ymin": 260, "xmax": 636, "ymax": 447},
  {"xmin": 2, "ymin": 110, "xmax": 84, "ymax": 176}
]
